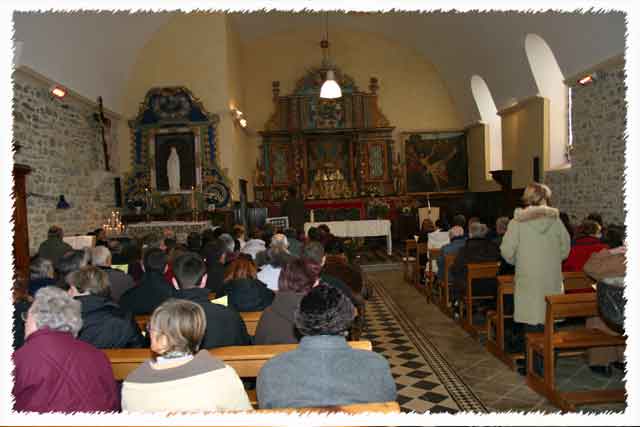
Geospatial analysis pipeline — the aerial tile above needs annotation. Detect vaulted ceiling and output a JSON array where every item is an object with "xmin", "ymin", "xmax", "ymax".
[{"xmin": 14, "ymin": 10, "xmax": 626, "ymax": 124}]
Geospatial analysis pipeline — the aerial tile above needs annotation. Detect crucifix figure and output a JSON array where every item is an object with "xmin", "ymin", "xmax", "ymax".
[{"xmin": 96, "ymin": 96, "xmax": 110, "ymax": 171}]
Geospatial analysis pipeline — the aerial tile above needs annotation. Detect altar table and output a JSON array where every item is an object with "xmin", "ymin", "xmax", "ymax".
[{"xmin": 304, "ymin": 220, "xmax": 392, "ymax": 255}]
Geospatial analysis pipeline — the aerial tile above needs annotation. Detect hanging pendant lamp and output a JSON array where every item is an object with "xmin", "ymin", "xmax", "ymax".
[{"xmin": 320, "ymin": 13, "xmax": 342, "ymax": 99}]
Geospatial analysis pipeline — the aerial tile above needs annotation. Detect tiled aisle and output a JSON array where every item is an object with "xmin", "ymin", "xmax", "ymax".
[{"xmin": 364, "ymin": 270, "xmax": 626, "ymax": 413}]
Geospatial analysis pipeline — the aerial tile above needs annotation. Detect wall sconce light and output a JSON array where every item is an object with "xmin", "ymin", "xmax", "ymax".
[
  {"xmin": 231, "ymin": 108, "xmax": 248, "ymax": 129},
  {"xmin": 578, "ymin": 72, "xmax": 597, "ymax": 86},
  {"xmin": 50, "ymin": 85, "xmax": 67, "ymax": 99}
]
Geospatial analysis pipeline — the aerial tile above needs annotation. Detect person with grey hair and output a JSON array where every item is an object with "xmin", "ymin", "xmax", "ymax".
[
  {"xmin": 449, "ymin": 222, "xmax": 501, "ymax": 315},
  {"xmin": 257, "ymin": 234, "xmax": 293, "ymax": 291},
  {"xmin": 500, "ymin": 182, "xmax": 570, "ymax": 375},
  {"xmin": 218, "ymin": 233, "xmax": 238, "ymax": 264},
  {"xmin": 257, "ymin": 284, "xmax": 396, "ymax": 408},
  {"xmin": 91, "ymin": 245, "xmax": 135, "ymax": 302},
  {"xmin": 13, "ymin": 286, "xmax": 120, "ymax": 413},
  {"xmin": 27, "ymin": 257, "xmax": 56, "ymax": 297},
  {"xmin": 68, "ymin": 266, "xmax": 145, "ymax": 349}
]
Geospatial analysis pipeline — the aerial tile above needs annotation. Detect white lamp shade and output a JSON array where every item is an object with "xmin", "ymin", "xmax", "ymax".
[{"xmin": 320, "ymin": 70, "xmax": 342, "ymax": 99}]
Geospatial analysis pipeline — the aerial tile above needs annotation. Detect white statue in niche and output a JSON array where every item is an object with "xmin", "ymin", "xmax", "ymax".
[{"xmin": 167, "ymin": 146, "xmax": 181, "ymax": 193}]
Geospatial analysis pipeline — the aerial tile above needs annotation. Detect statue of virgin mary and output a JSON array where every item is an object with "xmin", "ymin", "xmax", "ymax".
[{"xmin": 167, "ymin": 147, "xmax": 181, "ymax": 193}]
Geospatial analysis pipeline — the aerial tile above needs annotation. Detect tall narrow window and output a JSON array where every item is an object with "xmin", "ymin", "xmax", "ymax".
[
  {"xmin": 471, "ymin": 75, "xmax": 502, "ymax": 177},
  {"xmin": 525, "ymin": 33, "xmax": 569, "ymax": 169}
]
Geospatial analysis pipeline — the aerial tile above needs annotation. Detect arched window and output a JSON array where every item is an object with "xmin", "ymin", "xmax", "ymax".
[
  {"xmin": 471, "ymin": 75, "xmax": 502, "ymax": 176},
  {"xmin": 525, "ymin": 33, "xmax": 569, "ymax": 169}
]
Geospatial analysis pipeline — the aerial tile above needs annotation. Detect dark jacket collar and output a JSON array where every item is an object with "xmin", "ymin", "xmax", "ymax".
[
  {"xmin": 175, "ymin": 287, "xmax": 210, "ymax": 302},
  {"xmin": 74, "ymin": 294, "xmax": 116, "ymax": 314}
]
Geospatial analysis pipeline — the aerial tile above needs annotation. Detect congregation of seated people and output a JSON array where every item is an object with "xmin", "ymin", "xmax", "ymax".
[{"xmin": 12, "ymin": 221, "xmax": 392, "ymax": 413}]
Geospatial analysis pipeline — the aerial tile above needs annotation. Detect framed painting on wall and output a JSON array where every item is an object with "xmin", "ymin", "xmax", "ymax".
[{"xmin": 403, "ymin": 130, "xmax": 468, "ymax": 194}]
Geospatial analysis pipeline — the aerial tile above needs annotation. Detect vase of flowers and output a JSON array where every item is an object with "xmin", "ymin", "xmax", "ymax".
[{"xmin": 126, "ymin": 198, "xmax": 146, "ymax": 215}]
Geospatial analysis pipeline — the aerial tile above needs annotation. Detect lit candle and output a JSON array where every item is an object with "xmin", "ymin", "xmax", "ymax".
[{"xmin": 191, "ymin": 186, "xmax": 196, "ymax": 210}]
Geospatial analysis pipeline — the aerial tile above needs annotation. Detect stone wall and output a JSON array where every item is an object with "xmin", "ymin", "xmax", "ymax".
[
  {"xmin": 545, "ymin": 64, "xmax": 626, "ymax": 226},
  {"xmin": 13, "ymin": 70, "xmax": 119, "ymax": 254}
]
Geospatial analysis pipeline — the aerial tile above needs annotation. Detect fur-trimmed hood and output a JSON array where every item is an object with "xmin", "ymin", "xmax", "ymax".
[{"xmin": 513, "ymin": 205, "xmax": 560, "ymax": 234}]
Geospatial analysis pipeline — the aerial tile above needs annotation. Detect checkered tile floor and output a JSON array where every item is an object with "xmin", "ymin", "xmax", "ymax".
[{"xmin": 364, "ymin": 277, "xmax": 487, "ymax": 413}]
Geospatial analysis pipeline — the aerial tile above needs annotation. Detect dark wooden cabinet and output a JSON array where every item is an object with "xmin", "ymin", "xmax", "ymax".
[{"xmin": 13, "ymin": 164, "xmax": 31, "ymax": 289}]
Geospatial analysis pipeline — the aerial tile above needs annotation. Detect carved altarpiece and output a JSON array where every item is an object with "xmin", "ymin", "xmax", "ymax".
[
  {"xmin": 255, "ymin": 67, "xmax": 395, "ymax": 202},
  {"xmin": 125, "ymin": 87, "xmax": 232, "ymax": 215}
]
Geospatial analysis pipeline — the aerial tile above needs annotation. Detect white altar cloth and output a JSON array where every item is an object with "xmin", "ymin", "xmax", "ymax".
[{"xmin": 304, "ymin": 220, "xmax": 392, "ymax": 255}]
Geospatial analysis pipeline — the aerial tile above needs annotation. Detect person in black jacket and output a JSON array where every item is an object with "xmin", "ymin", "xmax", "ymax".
[
  {"xmin": 173, "ymin": 252, "xmax": 251, "ymax": 348},
  {"xmin": 220, "ymin": 255, "xmax": 274, "ymax": 312},
  {"xmin": 119, "ymin": 248, "xmax": 176, "ymax": 315},
  {"xmin": 67, "ymin": 266, "xmax": 146, "ymax": 349},
  {"xmin": 449, "ymin": 222, "xmax": 501, "ymax": 310},
  {"xmin": 202, "ymin": 238, "xmax": 228, "ymax": 297}
]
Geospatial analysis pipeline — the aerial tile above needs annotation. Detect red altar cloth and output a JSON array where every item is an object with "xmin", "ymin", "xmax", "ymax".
[{"xmin": 304, "ymin": 199, "xmax": 366, "ymax": 219}]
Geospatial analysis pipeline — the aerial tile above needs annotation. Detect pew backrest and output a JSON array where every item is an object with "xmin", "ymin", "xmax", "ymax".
[
  {"xmin": 105, "ymin": 340, "xmax": 373, "ymax": 381},
  {"xmin": 135, "ymin": 310, "xmax": 263, "ymax": 336}
]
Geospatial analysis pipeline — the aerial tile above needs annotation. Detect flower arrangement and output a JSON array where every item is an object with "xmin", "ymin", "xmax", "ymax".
[
  {"xmin": 159, "ymin": 195, "xmax": 183, "ymax": 219},
  {"xmin": 368, "ymin": 199, "xmax": 390, "ymax": 219},
  {"xmin": 126, "ymin": 198, "xmax": 146, "ymax": 212}
]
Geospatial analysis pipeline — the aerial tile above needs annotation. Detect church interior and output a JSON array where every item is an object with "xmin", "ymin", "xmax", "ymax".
[{"xmin": 9, "ymin": 8, "xmax": 630, "ymax": 418}]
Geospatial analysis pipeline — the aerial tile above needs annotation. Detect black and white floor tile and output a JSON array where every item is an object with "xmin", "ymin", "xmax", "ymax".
[{"xmin": 363, "ymin": 276, "xmax": 487, "ymax": 414}]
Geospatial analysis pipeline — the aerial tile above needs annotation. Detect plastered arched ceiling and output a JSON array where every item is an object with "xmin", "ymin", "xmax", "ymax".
[{"xmin": 14, "ymin": 11, "xmax": 625, "ymax": 123}]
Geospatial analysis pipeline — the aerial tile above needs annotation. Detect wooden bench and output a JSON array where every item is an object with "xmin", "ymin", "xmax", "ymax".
[
  {"xmin": 251, "ymin": 401, "xmax": 400, "ymax": 414},
  {"xmin": 426, "ymin": 247, "xmax": 441, "ymax": 304},
  {"xmin": 525, "ymin": 292, "xmax": 626, "ymax": 411},
  {"xmin": 136, "ymin": 310, "xmax": 263, "ymax": 336},
  {"xmin": 486, "ymin": 275, "xmax": 521, "ymax": 368},
  {"xmin": 403, "ymin": 239, "xmax": 417, "ymax": 282},
  {"xmin": 437, "ymin": 254, "xmax": 457, "ymax": 316},
  {"xmin": 486, "ymin": 272, "xmax": 597, "ymax": 369},
  {"xmin": 413, "ymin": 242, "xmax": 430, "ymax": 292},
  {"xmin": 104, "ymin": 340, "xmax": 373, "ymax": 407},
  {"xmin": 562, "ymin": 271, "xmax": 596, "ymax": 293},
  {"xmin": 460, "ymin": 262, "xmax": 500, "ymax": 337}
]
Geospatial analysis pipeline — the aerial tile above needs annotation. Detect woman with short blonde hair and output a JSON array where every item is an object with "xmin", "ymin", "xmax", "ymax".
[
  {"xmin": 521, "ymin": 182, "xmax": 552, "ymax": 206},
  {"xmin": 121, "ymin": 299, "xmax": 252, "ymax": 412}
]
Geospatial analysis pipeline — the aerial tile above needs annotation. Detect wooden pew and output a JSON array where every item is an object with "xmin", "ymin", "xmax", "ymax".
[
  {"xmin": 562, "ymin": 271, "xmax": 596, "ymax": 293},
  {"xmin": 136, "ymin": 311, "xmax": 263, "ymax": 336},
  {"xmin": 486, "ymin": 271, "xmax": 597, "ymax": 369},
  {"xmin": 486, "ymin": 275, "xmax": 521, "ymax": 368},
  {"xmin": 251, "ymin": 401, "xmax": 400, "ymax": 414},
  {"xmin": 426, "ymin": 247, "xmax": 441, "ymax": 304},
  {"xmin": 104, "ymin": 341, "xmax": 373, "ymax": 407},
  {"xmin": 460, "ymin": 262, "xmax": 500, "ymax": 337},
  {"xmin": 437, "ymin": 254, "xmax": 457, "ymax": 316},
  {"xmin": 525, "ymin": 292, "xmax": 626, "ymax": 411},
  {"xmin": 403, "ymin": 239, "xmax": 417, "ymax": 282},
  {"xmin": 414, "ymin": 243, "xmax": 430, "ymax": 291}
]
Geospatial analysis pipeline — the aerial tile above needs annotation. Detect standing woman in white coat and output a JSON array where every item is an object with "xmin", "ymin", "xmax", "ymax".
[{"xmin": 500, "ymin": 183, "xmax": 571, "ymax": 374}]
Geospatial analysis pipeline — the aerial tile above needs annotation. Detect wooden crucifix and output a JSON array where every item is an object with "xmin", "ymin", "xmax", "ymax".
[{"xmin": 95, "ymin": 96, "xmax": 110, "ymax": 171}]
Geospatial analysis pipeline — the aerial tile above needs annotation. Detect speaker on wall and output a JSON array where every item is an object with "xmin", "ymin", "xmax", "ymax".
[
  {"xmin": 114, "ymin": 177, "xmax": 122, "ymax": 207},
  {"xmin": 533, "ymin": 157, "xmax": 540, "ymax": 183}
]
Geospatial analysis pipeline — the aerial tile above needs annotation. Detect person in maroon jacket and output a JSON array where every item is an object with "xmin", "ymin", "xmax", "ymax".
[
  {"xmin": 13, "ymin": 286, "xmax": 120, "ymax": 413},
  {"xmin": 563, "ymin": 219, "xmax": 609, "ymax": 272}
]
